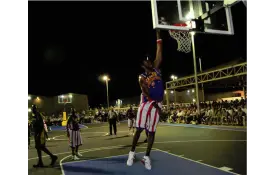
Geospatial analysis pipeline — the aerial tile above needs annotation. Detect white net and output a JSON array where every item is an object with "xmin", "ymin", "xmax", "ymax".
[{"xmin": 169, "ymin": 30, "xmax": 192, "ymax": 53}]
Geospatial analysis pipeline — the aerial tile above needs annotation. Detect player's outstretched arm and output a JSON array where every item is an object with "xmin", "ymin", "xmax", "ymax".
[{"xmin": 154, "ymin": 30, "xmax": 163, "ymax": 69}]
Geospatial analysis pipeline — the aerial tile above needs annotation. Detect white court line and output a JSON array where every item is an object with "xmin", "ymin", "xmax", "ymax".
[
  {"xmin": 220, "ymin": 166, "xmax": 233, "ymax": 171},
  {"xmin": 154, "ymin": 148, "xmax": 240, "ymax": 175},
  {"xmin": 51, "ymin": 131, "xmax": 130, "ymax": 140},
  {"xmin": 28, "ymin": 139, "xmax": 246, "ymax": 161},
  {"xmin": 79, "ymin": 124, "xmax": 89, "ymax": 129},
  {"xmin": 28, "ymin": 145, "xmax": 128, "ymax": 160},
  {"xmin": 59, "ymin": 146, "xmax": 148, "ymax": 175}
]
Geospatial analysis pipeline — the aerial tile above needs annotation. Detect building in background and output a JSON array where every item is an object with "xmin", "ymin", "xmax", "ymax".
[{"xmin": 28, "ymin": 93, "xmax": 89, "ymax": 115}]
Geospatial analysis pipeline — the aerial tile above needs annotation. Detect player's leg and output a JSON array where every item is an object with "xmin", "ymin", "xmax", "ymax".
[
  {"xmin": 75, "ymin": 130, "xmax": 83, "ymax": 157},
  {"xmin": 127, "ymin": 102, "xmax": 149, "ymax": 166},
  {"xmin": 70, "ymin": 130, "xmax": 80, "ymax": 160},
  {"xmin": 113, "ymin": 119, "xmax": 117, "ymax": 135},
  {"xmin": 34, "ymin": 132, "xmax": 58, "ymax": 167},
  {"xmin": 109, "ymin": 119, "xmax": 113, "ymax": 135},
  {"xmin": 142, "ymin": 105, "xmax": 160, "ymax": 170},
  {"xmin": 132, "ymin": 119, "xmax": 135, "ymax": 135},
  {"xmin": 128, "ymin": 119, "xmax": 132, "ymax": 135},
  {"xmin": 144, "ymin": 129, "xmax": 148, "ymax": 143}
]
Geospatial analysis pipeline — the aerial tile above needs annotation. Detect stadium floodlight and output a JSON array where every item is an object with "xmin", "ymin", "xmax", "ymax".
[{"xmin": 170, "ymin": 75, "xmax": 178, "ymax": 80}]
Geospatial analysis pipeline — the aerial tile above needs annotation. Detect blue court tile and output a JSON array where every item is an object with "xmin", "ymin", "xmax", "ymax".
[
  {"xmin": 49, "ymin": 124, "xmax": 86, "ymax": 131},
  {"xmin": 62, "ymin": 151, "xmax": 235, "ymax": 175}
]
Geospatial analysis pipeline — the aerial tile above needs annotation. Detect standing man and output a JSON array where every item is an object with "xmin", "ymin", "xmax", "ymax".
[
  {"xmin": 107, "ymin": 107, "xmax": 118, "ymax": 136},
  {"xmin": 127, "ymin": 30, "xmax": 163, "ymax": 170},
  {"xmin": 67, "ymin": 109, "xmax": 83, "ymax": 160},
  {"xmin": 126, "ymin": 106, "xmax": 136, "ymax": 136},
  {"xmin": 32, "ymin": 105, "xmax": 58, "ymax": 168}
]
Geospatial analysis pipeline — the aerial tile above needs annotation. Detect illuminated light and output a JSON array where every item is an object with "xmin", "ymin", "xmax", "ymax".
[
  {"xmin": 190, "ymin": 31, "xmax": 195, "ymax": 36},
  {"xmin": 61, "ymin": 95, "xmax": 64, "ymax": 98},
  {"xmin": 139, "ymin": 76, "xmax": 141, "ymax": 80},
  {"xmin": 164, "ymin": 90, "xmax": 166, "ymax": 94},
  {"xmin": 192, "ymin": 89, "xmax": 195, "ymax": 93},
  {"xmin": 103, "ymin": 75, "xmax": 110, "ymax": 81},
  {"xmin": 193, "ymin": 99, "xmax": 196, "ymax": 102},
  {"xmin": 28, "ymin": 108, "xmax": 31, "ymax": 112},
  {"xmin": 170, "ymin": 91, "xmax": 174, "ymax": 94},
  {"xmin": 171, "ymin": 75, "xmax": 178, "ymax": 80},
  {"xmin": 36, "ymin": 97, "xmax": 40, "ymax": 100},
  {"xmin": 28, "ymin": 96, "xmax": 31, "ymax": 100},
  {"xmin": 187, "ymin": 90, "xmax": 190, "ymax": 93},
  {"xmin": 69, "ymin": 94, "xmax": 73, "ymax": 98}
]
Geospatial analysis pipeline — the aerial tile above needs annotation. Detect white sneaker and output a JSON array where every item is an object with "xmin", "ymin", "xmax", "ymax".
[
  {"xmin": 141, "ymin": 156, "xmax": 151, "ymax": 170},
  {"xmin": 126, "ymin": 151, "xmax": 135, "ymax": 166},
  {"xmin": 76, "ymin": 152, "xmax": 82, "ymax": 157},
  {"xmin": 72, "ymin": 155, "xmax": 80, "ymax": 160}
]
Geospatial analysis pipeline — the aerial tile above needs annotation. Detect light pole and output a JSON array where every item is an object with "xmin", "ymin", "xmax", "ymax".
[
  {"xmin": 190, "ymin": 32, "xmax": 200, "ymax": 114},
  {"xmin": 199, "ymin": 58, "xmax": 205, "ymax": 102},
  {"xmin": 103, "ymin": 75, "xmax": 110, "ymax": 109},
  {"xmin": 170, "ymin": 75, "xmax": 178, "ymax": 103}
]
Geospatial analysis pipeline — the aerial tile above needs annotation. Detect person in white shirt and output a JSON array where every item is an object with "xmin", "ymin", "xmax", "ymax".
[{"xmin": 106, "ymin": 108, "xmax": 118, "ymax": 136}]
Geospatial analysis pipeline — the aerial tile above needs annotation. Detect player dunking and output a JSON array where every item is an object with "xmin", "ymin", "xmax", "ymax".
[{"xmin": 127, "ymin": 30, "xmax": 163, "ymax": 170}]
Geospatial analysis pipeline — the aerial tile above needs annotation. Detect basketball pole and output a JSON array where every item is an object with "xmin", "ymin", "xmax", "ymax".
[
  {"xmin": 199, "ymin": 58, "xmax": 205, "ymax": 102},
  {"xmin": 190, "ymin": 32, "xmax": 200, "ymax": 114}
]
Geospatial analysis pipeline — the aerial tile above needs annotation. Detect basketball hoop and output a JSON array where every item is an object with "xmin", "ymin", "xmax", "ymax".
[
  {"xmin": 169, "ymin": 23, "xmax": 192, "ymax": 53},
  {"xmin": 63, "ymin": 99, "xmax": 68, "ymax": 104}
]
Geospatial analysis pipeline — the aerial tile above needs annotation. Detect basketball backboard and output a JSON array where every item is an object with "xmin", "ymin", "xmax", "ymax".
[
  {"xmin": 58, "ymin": 94, "xmax": 73, "ymax": 104},
  {"xmin": 151, "ymin": 0, "xmax": 241, "ymax": 35}
]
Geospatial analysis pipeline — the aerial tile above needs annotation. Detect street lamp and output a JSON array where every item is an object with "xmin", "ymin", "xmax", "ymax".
[
  {"xmin": 102, "ymin": 75, "xmax": 110, "ymax": 109},
  {"xmin": 170, "ymin": 75, "xmax": 178, "ymax": 103}
]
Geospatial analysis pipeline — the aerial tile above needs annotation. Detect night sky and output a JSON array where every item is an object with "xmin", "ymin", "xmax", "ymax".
[{"xmin": 28, "ymin": 1, "xmax": 246, "ymax": 107}]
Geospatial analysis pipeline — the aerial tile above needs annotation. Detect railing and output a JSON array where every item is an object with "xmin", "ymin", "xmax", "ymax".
[{"xmin": 166, "ymin": 62, "xmax": 247, "ymax": 90}]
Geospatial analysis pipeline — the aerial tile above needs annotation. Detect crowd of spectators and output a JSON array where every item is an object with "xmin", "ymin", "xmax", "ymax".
[
  {"xmin": 30, "ymin": 98, "xmax": 246, "ymax": 128},
  {"xmin": 161, "ymin": 98, "xmax": 247, "ymax": 126}
]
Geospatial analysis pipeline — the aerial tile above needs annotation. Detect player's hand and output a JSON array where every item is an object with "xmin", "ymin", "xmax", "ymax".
[{"xmin": 152, "ymin": 101, "xmax": 160, "ymax": 110}]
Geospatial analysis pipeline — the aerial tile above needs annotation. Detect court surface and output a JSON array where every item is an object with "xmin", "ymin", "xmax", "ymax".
[{"xmin": 28, "ymin": 123, "xmax": 247, "ymax": 175}]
